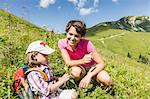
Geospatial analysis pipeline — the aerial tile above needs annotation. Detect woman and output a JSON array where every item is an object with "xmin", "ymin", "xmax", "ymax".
[{"xmin": 58, "ymin": 20, "xmax": 112, "ymax": 89}]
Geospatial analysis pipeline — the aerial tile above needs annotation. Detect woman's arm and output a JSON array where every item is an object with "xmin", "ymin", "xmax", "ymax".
[
  {"xmin": 79, "ymin": 51, "xmax": 105, "ymax": 88},
  {"xmin": 87, "ymin": 50, "xmax": 105, "ymax": 77},
  {"xmin": 60, "ymin": 49, "xmax": 91, "ymax": 67}
]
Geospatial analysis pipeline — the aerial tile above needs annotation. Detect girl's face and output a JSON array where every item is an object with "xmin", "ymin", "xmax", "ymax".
[
  {"xmin": 66, "ymin": 26, "xmax": 82, "ymax": 48},
  {"xmin": 35, "ymin": 53, "xmax": 48, "ymax": 65}
]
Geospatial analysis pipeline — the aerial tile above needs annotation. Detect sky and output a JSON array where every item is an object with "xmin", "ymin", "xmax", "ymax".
[{"xmin": 0, "ymin": 0, "xmax": 150, "ymax": 33}]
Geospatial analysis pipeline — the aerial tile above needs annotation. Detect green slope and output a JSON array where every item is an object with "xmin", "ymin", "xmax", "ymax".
[
  {"xmin": 0, "ymin": 9, "xmax": 47, "ymax": 35},
  {"xmin": 87, "ymin": 29, "xmax": 150, "ymax": 64},
  {"xmin": 0, "ymin": 9, "xmax": 65, "ymax": 98},
  {"xmin": 85, "ymin": 29, "xmax": 150, "ymax": 98},
  {"xmin": 0, "ymin": 8, "xmax": 53, "ymax": 66}
]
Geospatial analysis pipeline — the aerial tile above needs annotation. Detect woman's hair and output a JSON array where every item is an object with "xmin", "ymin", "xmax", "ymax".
[
  {"xmin": 65, "ymin": 20, "xmax": 86, "ymax": 36},
  {"xmin": 25, "ymin": 51, "xmax": 40, "ymax": 68}
]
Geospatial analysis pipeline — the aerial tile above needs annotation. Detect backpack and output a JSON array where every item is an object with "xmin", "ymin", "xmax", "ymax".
[{"xmin": 13, "ymin": 65, "xmax": 49, "ymax": 99}]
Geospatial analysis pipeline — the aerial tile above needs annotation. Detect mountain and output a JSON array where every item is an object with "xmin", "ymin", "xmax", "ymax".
[
  {"xmin": 88, "ymin": 16, "xmax": 150, "ymax": 35},
  {"xmin": 113, "ymin": 16, "xmax": 150, "ymax": 32}
]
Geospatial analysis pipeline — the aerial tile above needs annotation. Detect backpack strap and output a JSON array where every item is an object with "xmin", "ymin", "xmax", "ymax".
[
  {"xmin": 22, "ymin": 65, "xmax": 28, "ymax": 73},
  {"xmin": 25, "ymin": 68, "xmax": 49, "ymax": 82}
]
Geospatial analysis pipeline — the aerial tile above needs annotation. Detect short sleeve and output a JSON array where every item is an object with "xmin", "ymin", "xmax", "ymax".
[
  {"xmin": 87, "ymin": 41, "xmax": 96, "ymax": 53},
  {"xmin": 27, "ymin": 71, "xmax": 50, "ymax": 96},
  {"xmin": 58, "ymin": 39, "xmax": 66, "ymax": 49}
]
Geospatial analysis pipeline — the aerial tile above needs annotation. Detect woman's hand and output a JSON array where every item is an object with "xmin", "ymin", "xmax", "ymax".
[
  {"xmin": 79, "ymin": 74, "xmax": 92, "ymax": 88},
  {"xmin": 82, "ymin": 53, "xmax": 92, "ymax": 64}
]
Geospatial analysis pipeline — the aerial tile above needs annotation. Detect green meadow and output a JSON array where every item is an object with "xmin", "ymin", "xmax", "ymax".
[{"xmin": 0, "ymin": 9, "xmax": 150, "ymax": 98}]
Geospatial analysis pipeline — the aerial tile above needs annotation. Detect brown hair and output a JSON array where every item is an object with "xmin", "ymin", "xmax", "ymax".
[
  {"xmin": 65, "ymin": 20, "xmax": 86, "ymax": 36},
  {"xmin": 25, "ymin": 51, "xmax": 40, "ymax": 68}
]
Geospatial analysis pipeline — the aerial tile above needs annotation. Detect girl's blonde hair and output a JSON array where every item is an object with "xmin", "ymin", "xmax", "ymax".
[{"xmin": 25, "ymin": 51, "xmax": 40, "ymax": 68}]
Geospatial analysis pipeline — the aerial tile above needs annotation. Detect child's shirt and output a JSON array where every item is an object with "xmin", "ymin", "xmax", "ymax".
[
  {"xmin": 58, "ymin": 38, "xmax": 96, "ymax": 67},
  {"xmin": 27, "ymin": 64, "xmax": 61, "ymax": 99}
]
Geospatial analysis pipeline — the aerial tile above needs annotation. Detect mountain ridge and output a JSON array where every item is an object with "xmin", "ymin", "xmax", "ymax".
[{"xmin": 88, "ymin": 16, "xmax": 150, "ymax": 34}]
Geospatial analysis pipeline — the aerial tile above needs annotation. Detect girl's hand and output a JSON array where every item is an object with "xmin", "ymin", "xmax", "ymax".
[
  {"xmin": 82, "ymin": 53, "xmax": 92, "ymax": 64},
  {"xmin": 58, "ymin": 74, "xmax": 70, "ymax": 83}
]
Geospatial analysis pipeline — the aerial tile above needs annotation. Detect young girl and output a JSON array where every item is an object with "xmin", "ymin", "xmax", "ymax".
[
  {"xmin": 25, "ymin": 40, "xmax": 78, "ymax": 99},
  {"xmin": 58, "ymin": 20, "xmax": 112, "ymax": 89}
]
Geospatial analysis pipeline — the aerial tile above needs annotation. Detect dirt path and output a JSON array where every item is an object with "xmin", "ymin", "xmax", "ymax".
[{"xmin": 98, "ymin": 32, "xmax": 128, "ymax": 44}]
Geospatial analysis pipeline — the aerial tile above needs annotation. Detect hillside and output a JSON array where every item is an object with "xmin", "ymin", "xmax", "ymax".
[
  {"xmin": 0, "ymin": 9, "xmax": 150, "ymax": 99},
  {"xmin": 85, "ymin": 16, "xmax": 150, "ymax": 98},
  {"xmin": 0, "ymin": 9, "xmax": 48, "ymax": 35},
  {"xmin": 86, "ymin": 29, "xmax": 150, "ymax": 98},
  {"xmin": 87, "ymin": 16, "xmax": 150, "ymax": 36},
  {"xmin": 0, "ymin": 8, "xmax": 53, "ymax": 66},
  {"xmin": 0, "ymin": 9, "xmax": 64, "ymax": 98}
]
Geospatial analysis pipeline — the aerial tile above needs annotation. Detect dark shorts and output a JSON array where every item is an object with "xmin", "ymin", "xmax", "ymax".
[
  {"xmin": 79, "ymin": 64, "xmax": 96, "ymax": 77},
  {"xmin": 82, "ymin": 64, "xmax": 96, "ymax": 71}
]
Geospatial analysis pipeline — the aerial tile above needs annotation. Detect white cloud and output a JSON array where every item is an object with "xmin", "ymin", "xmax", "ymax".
[
  {"xmin": 39, "ymin": 0, "xmax": 100, "ymax": 15},
  {"xmin": 94, "ymin": 0, "xmax": 99, "ymax": 7},
  {"xmin": 68, "ymin": 0, "xmax": 100, "ymax": 16},
  {"xmin": 79, "ymin": 7, "xmax": 98, "ymax": 16},
  {"xmin": 40, "ymin": 0, "xmax": 56, "ymax": 8},
  {"xmin": 112, "ymin": 0, "xmax": 119, "ymax": 4},
  {"xmin": 78, "ymin": 0, "xmax": 87, "ymax": 8},
  {"xmin": 68, "ymin": 0, "xmax": 78, "ymax": 5}
]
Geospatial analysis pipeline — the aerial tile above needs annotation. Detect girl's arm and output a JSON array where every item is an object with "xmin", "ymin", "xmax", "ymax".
[
  {"xmin": 48, "ymin": 74, "xmax": 70, "ymax": 92},
  {"xmin": 27, "ymin": 72, "xmax": 69, "ymax": 96}
]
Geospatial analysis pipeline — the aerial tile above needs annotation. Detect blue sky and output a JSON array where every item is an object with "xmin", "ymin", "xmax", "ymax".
[{"xmin": 0, "ymin": 0, "xmax": 150, "ymax": 33}]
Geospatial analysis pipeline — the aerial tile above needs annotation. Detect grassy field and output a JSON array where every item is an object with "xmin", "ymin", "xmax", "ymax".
[
  {"xmin": 0, "ymin": 9, "xmax": 150, "ymax": 98},
  {"xmin": 86, "ymin": 29, "xmax": 150, "ymax": 98}
]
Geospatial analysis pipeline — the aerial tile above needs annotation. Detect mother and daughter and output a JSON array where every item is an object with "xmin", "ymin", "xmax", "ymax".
[{"xmin": 23, "ymin": 20, "xmax": 112, "ymax": 99}]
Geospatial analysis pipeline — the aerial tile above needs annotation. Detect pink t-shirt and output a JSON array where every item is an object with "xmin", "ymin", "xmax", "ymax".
[{"xmin": 58, "ymin": 38, "xmax": 96, "ymax": 67}]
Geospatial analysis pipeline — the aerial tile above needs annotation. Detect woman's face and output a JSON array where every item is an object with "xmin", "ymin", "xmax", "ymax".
[
  {"xmin": 66, "ymin": 26, "xmax": 82, "ymax": 47},
  {"xmin": 35, "ymin": 53, "xmax": 48, "ymax": 64}
]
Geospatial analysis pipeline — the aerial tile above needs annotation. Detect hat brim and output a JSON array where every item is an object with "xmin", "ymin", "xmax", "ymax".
[
  {"xmin": 38, "ymin": 45, "xmax": 55, "ymax": 55},
  {"xmin": 39, "ymin": 47, "xmax": 55, "ymax": 55},
  {"xmin": 25, "ymin": 45, "xmax": 55, "ymax": 55}
]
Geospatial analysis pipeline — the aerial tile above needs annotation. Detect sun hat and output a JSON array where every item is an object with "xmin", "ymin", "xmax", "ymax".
[{"xmin": 26, "ymin": 40, "xmax": 55, "ymax": 55}]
